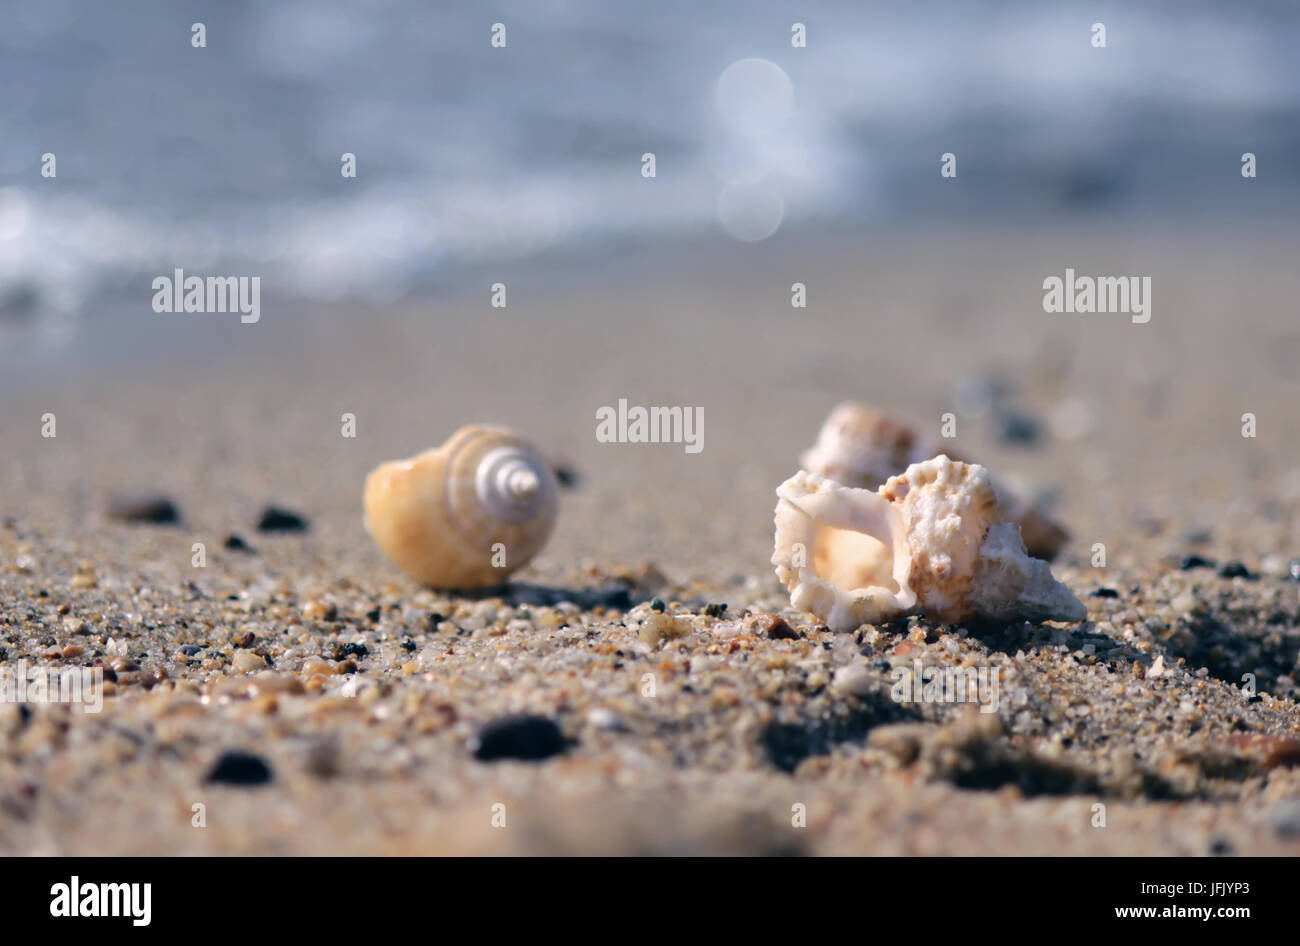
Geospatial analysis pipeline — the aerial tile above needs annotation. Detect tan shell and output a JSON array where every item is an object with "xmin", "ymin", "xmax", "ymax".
[
  {"xmin": 772, "ymin": 456, "xmax": 1085, "ymax": 632},
  {"xmin": 799, "ymin": 402, "xmax": 1069, "ymax": 560},
  {"xmin": 363, "ymin": 424, "xmax": 559, "ymax": 589}
]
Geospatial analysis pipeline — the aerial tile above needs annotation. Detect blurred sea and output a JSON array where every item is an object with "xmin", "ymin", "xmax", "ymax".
[{"xmin": 2, "ymin": 0, "xmax": 1299, "ymax": 353}]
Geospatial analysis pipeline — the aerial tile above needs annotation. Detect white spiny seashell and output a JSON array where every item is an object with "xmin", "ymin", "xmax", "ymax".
[
  {"xmin": 363, "ymin": 424, "xmax": 559, "ymax": 589},
  {"xmin": 800, "ymin": 402, "xmax": 1069, "ymax": 559},
  {"xmin": 772, "ymin": 456, "xmax": 1085, "ymax": 633}
]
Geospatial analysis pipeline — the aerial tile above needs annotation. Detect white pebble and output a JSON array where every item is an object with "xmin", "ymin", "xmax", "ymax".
[{"xmin": 831, "ymin": 663, "xmax": 874, "ymax": 697}]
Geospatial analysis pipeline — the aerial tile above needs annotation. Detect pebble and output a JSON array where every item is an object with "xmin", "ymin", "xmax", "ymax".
[
  {"xmin": 180, "ymin": 644, "xmax": 203, "ymax": 657},
  {"xmin": 204, "ymin": 751, "xmax": 274, "ymax": 786},
  {"xmin": 1268, "ymin": 799, "xmax": 1300, "ymax": 839},
  {"xmin": 232, "ymin": 651, "xmax": 266, "ymax": 672},
  {"xmin": 1090, "ymin": 587, "xmax": 1119, "ymax": 599},
  {"xmin": 303, "ymin": 598, "xmax": 339, "ymax": 622},
  {"xmin": 1170, "ymin": 594, "xmax": 1199, "ymax": 615},
  {"xmin": 223, "ymin": 534, "xmax": 254, "ymax": 553},
  {"xmin": 994, "ymin": 409, "xmax": 1042, "ymax": 446},
  {"xmin": 831, "ymin": 663, "xmax": 875, "ymax": 697},
  {"xmin": 105, "ymin": 492, "xmax": 180, "ymax": 525},
  {"xmin": 586, "ymin": 708, "xmax": 623, "ymax": 730},
  {"xmin": 1218, "ymin": 561, "xmax": 1251, "ymax": 579},
  {"xmin": 552, "ymin": 463, "xmax": 581, "ymax": 489},
  {"xmin": 1219, "ymin": 733, "xmax": 1300, "ymax": 769},
  {"xmin": 1179, "ymin": 554, "xmax": 1215, "ymax": 571},
  {"xmin": 751, "ymin": 612, "xmax": 798, "ymax": 640},
  {"xmin": 472, "ymin": 714, "xmax": 567, "ymax": 762},
  {"xmin": 256, "ymin": 506, "xmax": 309, "ymax": 533},
  {"xmin": 639, "ymin": 612, "xmax": 689, "ymax": 645}
]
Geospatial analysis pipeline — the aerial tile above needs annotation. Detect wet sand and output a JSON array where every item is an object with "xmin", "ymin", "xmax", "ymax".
[{"xmin": 2, "ymin": 224, "xmax": 1299, "ymax": 855}]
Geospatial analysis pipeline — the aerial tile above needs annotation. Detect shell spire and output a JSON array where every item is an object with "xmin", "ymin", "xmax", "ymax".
[{"xmin": 772, "ymin": 456, "xmax": 1084, "ymax": 632}]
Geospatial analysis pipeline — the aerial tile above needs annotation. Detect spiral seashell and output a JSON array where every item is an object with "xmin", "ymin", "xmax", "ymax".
[
  {"xmin": 363, "ymin": 424, "xmax": 559, "ymax": 589},
  {"xmin": 799, "ymin": 402, "xmax": 1069, "ymax": 560},
  {"xmin": 772, "ymin": 455, "xmax": 1084, "ymax": 632}
]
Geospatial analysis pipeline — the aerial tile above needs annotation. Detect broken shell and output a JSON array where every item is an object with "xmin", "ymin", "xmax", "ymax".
[
  {"xmin": 799, "ymin": 402, "xmax": 1069, "ymax": 559},
  {"xmin": 772, "ymin": 456, "xmax": 1085, "ymax": 632},
  {"xmin": 363, "ymin": 424, "xmax": 559, "ymax": 589}
]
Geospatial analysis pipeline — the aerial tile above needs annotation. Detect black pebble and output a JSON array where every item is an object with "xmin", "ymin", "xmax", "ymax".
[
  {"xmin": 106, "ymin": 493, "xmax": 180, "ymax": 525},
  {"xmin": 553, "ymin": 464, "xmax": 580, "ymax": 489},
  {"xmin": 341, "ymin": 642, "xmax": 369, "ymax": 658},
  {"xmin": 1090, "ymin": 587, "xmax": 1119, "ymax": 598},
  {"xmin": 704, "ymin": 602, "xmax": 727, "ymax": 618},
  {"xmin": 1218, "ymin": 562, "xmax": 1251, "ymax": 579},
  {"xmin": 1179, "ymin": 554, "xmax": 1215, "ymax": 571},
  {"xmin": 650, "ymin": 598, "xmax": 666, "ymax": 612},
  {"xmin": 223, "ymin": 533, "xmax": 255, "ymax": 553},
  {"xmin": 256, "ymin": 506, "xmax": 309, "ymax": 533},
  {"xmin": 205, "ymin": 751, "xmax": 273, "ymax": 786},
  {"xmin": 995, "ymin": 410, "xmax": 1042, "ymax": 446},
  {"xmin": 180, "ymin": 644, "xmax": 203, "ymax": 656},
  {"xmin": 365, "ymin": 607, "xmax": 382, "ymax": 623},
  {"xmin": 472, "ymin": 715, "xmax": 567, "ymax": 762},
  {"xmin": 599, "ymin": 585, "xmax": 631, "ymax": 609}
]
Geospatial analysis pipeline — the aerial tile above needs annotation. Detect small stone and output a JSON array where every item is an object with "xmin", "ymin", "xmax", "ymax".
[
  {"xmin": 256, "ymin": 506, "xmax": 309, "ymax": 533},
  {"xmin": 1289, "ymin": 559, "xmax": 1300, "ymax": 582},
  {"xmin": 61, "ymin": 644, "xmax": 83, "ymax": 658},
  {"xmin": 831, "ymin": 663, "xmax": 874, "ymax": 697},
  {"xmin": 586, "ymin": 708, "xmax": 622, "ymax": 730},
  {"xmin": 1147, "ymin": 655, "xmax": 1166, "ymax": 678},
  {"xmin": 1179, "ymin": 554, "xmax": 1215, "ymax": 571},
  {"xmin": 1218, "ymin": 561, "xmax": 1251, "ymax": 579},
  {"xmin": 205, "ymin": 751, "xmax": 273, "ymax": 786},
  {"xmin": 994, "ymin": 410, "xmax": 1041, "ymax": 446},
  {"xmin": 751, "ymin": 612, "xmax": 798, "ymax": 640},
  {"xmin": 303, "ymin": 598, "xmax": 339, "ymax": 622},
  {"xmin": 1090, "ymin": 587, "xmax": 1119, "ymax": 598},
  {"xmin": 639, "ymin": 612, "xmax": 688, "ymax": 645},
  {"xmin": 180, "ymin": 644, "xmax": 203, "ymax": 657},
  {"xmin": 552, "ymin": 464, "xmax": 580, "ymax": 489},
  {"xmin": 232, "ymin": 651, "xmax": 266, "ymax": 672},
  {"xmin": 650, "ymin": 598, "xmax": 666, "ymax": 612},
  {"xmin": 223, "ymin": 533, "xmax": 254, "ymax": 553},
  {"xmin": 70, "ymin": 573, "xmax": 98, "ymax": 590},
  {"xmin": 106, "ymin": 492, "xmax": 180, "ymax": 525},
  {"xmin": 1268, "ymin": 799, "xmax": 1300, "ymax": 839},
  {"xmin": 1170, "ymin": 593, "xmax": 1199, "ymax": 615},
  {"xmin": 1219, "ymin": 733, "xmax": 1300, "ymax": 769},
  {"xmin": 703, "ymin": 602, "xmax": 727, "ymax": 618},
  {"xmin": 472, "ymin": 714, "xmax": 567, "ymax": 762}
]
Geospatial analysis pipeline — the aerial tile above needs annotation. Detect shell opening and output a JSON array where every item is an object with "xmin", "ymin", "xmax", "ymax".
[{"xmin": 812, "ymin": 524, "xmax": 900, "ymax": 595}]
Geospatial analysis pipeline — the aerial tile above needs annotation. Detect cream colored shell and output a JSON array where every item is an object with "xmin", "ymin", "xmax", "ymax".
[
  {"xmin": 772, "ymin": 456, "xmax": 1085, "ymax": 632},
  {"xmin": 363, "ymin": 424, "xmax": 558, "ymax": 589},
  {"xmin": 799, "ymin": 402, "xmax": 1069, "ymax": 560}
]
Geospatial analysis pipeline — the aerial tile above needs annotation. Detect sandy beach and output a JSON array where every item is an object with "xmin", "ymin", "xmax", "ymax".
[{"xmin": 1, "ymin": 224, "xmax": 1298, "ymax": 855}]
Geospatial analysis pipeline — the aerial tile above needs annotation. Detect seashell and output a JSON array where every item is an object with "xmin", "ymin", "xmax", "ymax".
[
  {"xmin": 772, "ymin": 455, "xmax": 1085, "ymax": 632},
  {"xmin": 799, "ymin": 402, "xmax": 1069, "ymax": 559},
  {"xmin": 363, "ymin": 424, "xmax": 559, "ymax": 589}
]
